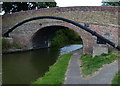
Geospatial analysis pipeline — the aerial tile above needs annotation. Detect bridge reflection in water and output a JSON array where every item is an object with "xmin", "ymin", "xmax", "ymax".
[{"xmin": 2, "ymin": 44, "xmax": 83, "ymax": 84}]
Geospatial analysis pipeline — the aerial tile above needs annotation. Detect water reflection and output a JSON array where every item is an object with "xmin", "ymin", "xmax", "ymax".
[
  {"xmin": 60, "ymin": 44, "xmax": 83, "ymax": 55},
  {"xmin": 2, "ymin": 44, "xmax": 83, "ymax": 84},
  {"xmin": 3, "ymin": 48, "xmax": 59, "ymax": 84}
]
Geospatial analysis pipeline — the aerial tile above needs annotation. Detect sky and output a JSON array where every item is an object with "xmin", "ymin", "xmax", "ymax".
[
  {"xmin": 0, "ymin": 0, "xmax": 103, "ymax": 15},
  {"xmin": 55, "ymin": 0, "xmax": 103, "ymax": 7}
]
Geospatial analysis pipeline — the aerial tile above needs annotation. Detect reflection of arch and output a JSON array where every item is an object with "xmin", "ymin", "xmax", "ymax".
[{"xmin": 3, "ymin": 16, "xmax": 120, "ymax": 51}]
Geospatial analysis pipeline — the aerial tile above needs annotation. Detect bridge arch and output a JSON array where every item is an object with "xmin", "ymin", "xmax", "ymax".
[
  {"xmin": 30, "ymin": 25, "xmax": 95, "ymax": 53},
  {"xmin": 3, "ymin": 16, "xmax": 120, "ymax": 53},
  {"xmin": 3, "ymin": 16, "xmax": 97, "ymax": 53}
]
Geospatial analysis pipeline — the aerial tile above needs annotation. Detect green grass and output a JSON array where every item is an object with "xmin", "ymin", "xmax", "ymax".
[
  {"xmin": 112, "ymin": 71, "xmax": 120, "ymax": 86},
  {"xmin": 80, "ymin": 53, "xmax": 119, "ymax": 77},
  {"xmin": 32, "ymin": 53, "xmax": 72, "ymax": 85}
]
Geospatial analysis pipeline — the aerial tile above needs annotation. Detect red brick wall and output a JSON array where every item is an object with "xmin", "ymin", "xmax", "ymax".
[{"xmin": 2, "ymin": 6, "xmax": 119, "ymax": 53}]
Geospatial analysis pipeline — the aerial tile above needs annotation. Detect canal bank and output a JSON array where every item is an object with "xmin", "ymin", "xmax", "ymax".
[
  {"xmin": 32, "ymin": 46, "xmax": 83, "ymax": 85},
  {"xmin": 2, "ymin": 44, "xmax": 83, "ymax": 84},
  {"xmin": 32, "ymin": 53, "xmax": 73, "ymax": 85}
]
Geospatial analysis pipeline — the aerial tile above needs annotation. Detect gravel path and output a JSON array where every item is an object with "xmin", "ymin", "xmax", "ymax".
[{"xmin": 64, "ymin": 50, "xmax": 118, "ymax": 85}]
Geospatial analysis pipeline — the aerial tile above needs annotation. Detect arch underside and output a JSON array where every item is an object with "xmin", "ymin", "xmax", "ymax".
[
  {"xmin": 2, "ymin": 7, "xmax": 120, "ymax": 51},
  {"xmin": 31, "ymin": 24, "xmax": 95, "ymax": 54},
  {"xmin": 31, "ymin": 26, "xmax": 65, "ymax": 49},
  {"xmin": 9, "ymin": 22, "xmax": 95, "ymax": 54},
  {"xmin": 7, "ymin": 15, "xmax": 119, "ymax": 53}
]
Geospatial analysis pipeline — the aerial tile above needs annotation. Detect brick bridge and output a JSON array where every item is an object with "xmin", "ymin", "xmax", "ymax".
[{"xmin": 2, "ymin": 6, "xmax": 120, "ymax": 54}]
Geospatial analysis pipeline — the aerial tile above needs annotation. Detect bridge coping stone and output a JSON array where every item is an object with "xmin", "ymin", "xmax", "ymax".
[{"xmin": 93, "ymin": 44, "xmax": 108, "ymax": 57}]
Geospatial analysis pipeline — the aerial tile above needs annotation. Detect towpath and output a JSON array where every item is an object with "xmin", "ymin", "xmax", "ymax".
[{"xmin": 64, "ymin": 50, "xmax": 118, "ymax": 85}]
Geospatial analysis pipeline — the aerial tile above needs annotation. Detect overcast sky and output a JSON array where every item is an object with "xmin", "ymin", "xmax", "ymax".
[
  {"xmin": 55, "ymin": 0, "xmax": 103, "ymax": 7},
  {"xmin": 0, "ymin": 0, "xmax": 103, "ymax": 15}
]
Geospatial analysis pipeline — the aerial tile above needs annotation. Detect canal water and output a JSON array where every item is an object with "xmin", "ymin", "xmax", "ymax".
[{"xmin": 2, "ymin": 44, "xmax": 83, "ymax": 84}]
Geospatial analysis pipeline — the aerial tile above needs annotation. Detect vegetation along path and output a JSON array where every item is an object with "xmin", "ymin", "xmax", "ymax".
[{"xmin": 64, "ymin": 50, "xmax": 118, "ymax": 85}]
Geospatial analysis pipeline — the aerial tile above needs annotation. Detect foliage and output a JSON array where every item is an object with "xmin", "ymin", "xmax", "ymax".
[
  {"xmin": 2, "ymin": 2, "xmax": 57, "ymax": 14},
  {"xmin": 32, "ymin": 54, "xmax": 72, "ymax": 85},
  {"xmin": 37, "ymin": 2, "xmax": 57, "ymax": 8},
  {"xmin": 102, "ymin": 1, "xmax": 120, "ymax": 6},
  {"xmin": 0, "ymin": 38, "xmax": 1, "ymax": 48},
  {"xmin": 2, "ymin": 37, "xmax": 12, "ymax": 50},
  {"xmin": 0, "ymin": 38, "xmax": 2, "ymax": 53},
  {"xmin": 80, "ymin": 53, "xmax": 119, "ymax": 77},
  {"xmin": 51, "ymin": 29, "xmax": 83, "ymax": 47},
  {"xmin": 112, "ymin": 71, "xmax": 120, "ymax": 86},
  {"xmin": 2, "ymin": 37, "xmax": 22, "ymax": 51}
]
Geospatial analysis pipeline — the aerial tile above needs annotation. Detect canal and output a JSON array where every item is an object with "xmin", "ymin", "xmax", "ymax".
[{"xmin": 2, "ymin": 44, "xmax": 83, "ymax": 84}]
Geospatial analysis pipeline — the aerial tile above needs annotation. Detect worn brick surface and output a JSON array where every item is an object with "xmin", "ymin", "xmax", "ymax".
[{"xmin": 2, "ymin": 6, "xmax": 120, "ymax": 54}]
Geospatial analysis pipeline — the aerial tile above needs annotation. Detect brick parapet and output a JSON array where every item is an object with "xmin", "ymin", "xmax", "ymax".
[
  {"xmin": 2, "ymin": 6, "xmax": 119, "ymax": 33},
  {"xmin": 2, "ymin": 6, "xmax": 119, "ymax": 53}
]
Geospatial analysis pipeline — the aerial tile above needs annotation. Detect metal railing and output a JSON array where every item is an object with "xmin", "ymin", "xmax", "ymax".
[{"xmin": 2, "ymin": 16, "xmax": 120, "ymax": 50}]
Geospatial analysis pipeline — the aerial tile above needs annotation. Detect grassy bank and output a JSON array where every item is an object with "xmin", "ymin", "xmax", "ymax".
[
  {"xmin": 80, "ymin": 53, "xmax": 119, "ymax": 77},
  {"xmin": 32, "ymin": 53, "xmax": 72, "ymax": 85},
  {"xmin": 112, "ymin": 71, "xmax": 120, "ymax": 86}
]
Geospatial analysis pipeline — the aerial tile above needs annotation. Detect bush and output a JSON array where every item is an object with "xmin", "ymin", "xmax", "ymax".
[
  {"xmin": 2, "ymin": 37, "xmax": 12, "ymax": 50},
  {"xmin": 2, "ymin": 37, "xmax": 22, "ymax": 50},
  {"xmin": 51, "ymin": 29, "xmax": 83, "ymax": 47}
]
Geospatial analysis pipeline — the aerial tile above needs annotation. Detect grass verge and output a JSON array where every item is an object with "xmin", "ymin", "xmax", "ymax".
[
  {"xmin": 112, "ymin": 71, "xmax": 120, "ymax": 86},
  {"xmin": 80, "ymin": 53, "xmax": 119, "ymax": 77},
  {"xmin": 32, "ymin": 53, "xmax": 72, "ymax": 85}
]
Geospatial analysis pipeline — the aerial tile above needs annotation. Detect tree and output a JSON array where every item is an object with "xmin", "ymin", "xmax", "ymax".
[
  {"xmin": 102, "ymin": 0, "xmax": 120, "ymax": 6},
  {"xmin": 37, "ymin": 2, "xmax": 57, "ymax": 8},
  {"xmin": 2, "ymin": 2, "xmax": 57, "ymax": 14}
]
